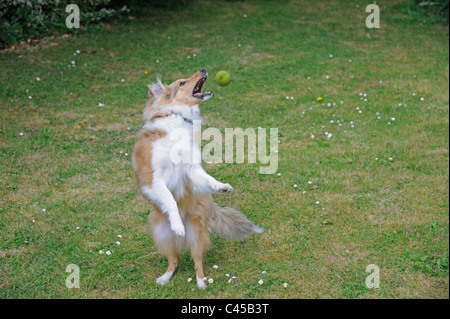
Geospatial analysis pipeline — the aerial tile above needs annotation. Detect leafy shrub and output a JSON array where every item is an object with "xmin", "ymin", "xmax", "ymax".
[
  {"xmin": 0, "ymin": 0, "xmax": 130, "ymax": 49},
  {"xmin": 416, "ymin": 0, "xmax": 449, "ymax": 22},
  {"xmin": 396, "ymin": 0, "xmax": 449, "ymax": 24}
]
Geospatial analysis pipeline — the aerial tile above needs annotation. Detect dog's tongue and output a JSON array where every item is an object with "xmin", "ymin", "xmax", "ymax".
[{"xmin": 194, "ymin": 93, "xmax": 203, "ymax": 97}]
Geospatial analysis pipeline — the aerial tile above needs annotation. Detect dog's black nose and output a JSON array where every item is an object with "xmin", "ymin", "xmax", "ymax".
[{"xmin": 199, "ymin": 69, "xmax": 207, "ymax": 74}]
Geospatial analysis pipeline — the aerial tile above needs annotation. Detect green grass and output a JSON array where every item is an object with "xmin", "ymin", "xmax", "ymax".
[{"xmin": 0, "ymin": 0, "xmax": 448, "ymax": 298}]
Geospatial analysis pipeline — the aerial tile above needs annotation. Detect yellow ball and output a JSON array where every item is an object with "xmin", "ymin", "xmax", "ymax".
[{"xmin": 215, "ymin": 70, "xmax": 231, "ymax": 86}]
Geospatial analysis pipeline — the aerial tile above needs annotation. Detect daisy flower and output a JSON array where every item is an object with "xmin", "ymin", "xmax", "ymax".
[{"xmin": 258, "ymin": 280, "xmax": 264, "ymax": 285}]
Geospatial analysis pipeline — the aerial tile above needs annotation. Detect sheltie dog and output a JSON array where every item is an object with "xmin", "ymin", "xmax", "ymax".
[{"xmin": 132, "ymin": 69, "xmax": 263, "ymax": 289}]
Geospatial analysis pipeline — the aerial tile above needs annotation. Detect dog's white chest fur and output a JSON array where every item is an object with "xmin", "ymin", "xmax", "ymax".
[{"xmin": 144, "ymin": 105, "xmax": 203, "ymax": 200}]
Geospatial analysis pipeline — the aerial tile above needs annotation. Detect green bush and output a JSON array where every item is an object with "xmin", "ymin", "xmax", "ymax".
[
  {"xmin": 417, "ymin": 0, "xmax": 449, "ymax": 20},
  {"xmin": 0, "ymin": 0, "xmax": 130, "ymax": 49},
  {"xmin": 397, "ymin": 0, "xmax": 449, "ymax": 24}
]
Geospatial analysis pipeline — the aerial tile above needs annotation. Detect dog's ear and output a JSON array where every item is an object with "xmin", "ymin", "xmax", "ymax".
[
  {"xmin": 148, "ymin": 77, "xmax": 166, "ymax": 99},
  {"xmin": 165, "ymin": 83, "xmax": 179, "ymax": 100}
]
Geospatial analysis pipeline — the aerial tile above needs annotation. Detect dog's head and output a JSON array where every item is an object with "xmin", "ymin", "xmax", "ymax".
[{"xmin": 148, "ymin": 69, "xmax": 212, "ymax": 108}]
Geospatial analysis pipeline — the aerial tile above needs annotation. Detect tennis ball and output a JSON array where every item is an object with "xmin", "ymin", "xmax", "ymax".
[{"xmin": 215, "ymin": 70, "xmax": 231, "ymax": 86}]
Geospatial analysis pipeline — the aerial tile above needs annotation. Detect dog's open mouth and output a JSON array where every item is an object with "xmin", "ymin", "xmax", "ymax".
[{"xmin": 192, "ymin": 75, "xmax": 212, "ymax": 99}]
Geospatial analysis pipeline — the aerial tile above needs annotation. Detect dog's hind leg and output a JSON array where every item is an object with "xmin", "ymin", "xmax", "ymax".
[
  {"xmin": 185, "ymin": 201, "xmax": 211, "ymax": 289},
  {"xmin": 151, "ymin": 211, "xmax": 181, "ymax": 286},
  {"xmin": 156, "ymin": 251, "xmax": 180, "ymax": 286}
]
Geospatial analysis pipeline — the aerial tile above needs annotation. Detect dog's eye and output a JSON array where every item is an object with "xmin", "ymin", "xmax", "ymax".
[{"xmin": 180, "ymin": 81, "xmax": 186, "ymax": 87}]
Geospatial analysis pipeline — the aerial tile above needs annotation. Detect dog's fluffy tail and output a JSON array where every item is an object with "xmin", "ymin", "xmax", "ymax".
[{"xmin": 208, "ymin": 204, "xmax": 264, "ymax": 240}]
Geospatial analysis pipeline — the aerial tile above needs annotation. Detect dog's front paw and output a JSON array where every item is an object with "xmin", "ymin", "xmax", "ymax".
[
  {"xmin": 170, "ymin": 218, "xmax": 185, "ymax": 237},
  {"xmin": 218, "ymin": 183, "xmax": 233, "ymax": 193}
]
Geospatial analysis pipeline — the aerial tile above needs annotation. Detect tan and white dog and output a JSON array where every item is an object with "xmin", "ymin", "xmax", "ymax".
[{"xmin": 132, "ymin": 69, "xmax": 263, "ymax": 289}]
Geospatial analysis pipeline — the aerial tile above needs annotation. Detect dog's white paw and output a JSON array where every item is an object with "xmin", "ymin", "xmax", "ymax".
[
  {"xmin": 197, "ymin": 276, "xmax": 207, "ymax": 289},
  {"xmin": 218, "ymin": 183, "xmax": 233, "ymax": 193},
  {"xmin": 156, "ymin": 272, "xmax": 173, "ymax": 286},
  {"xmin": 169, "ymin": 218, "xmax": 185, "ymax": 237}
]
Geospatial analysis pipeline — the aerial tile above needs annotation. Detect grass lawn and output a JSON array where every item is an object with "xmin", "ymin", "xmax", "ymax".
[{"xmin": 0, "ymin": 0, "xmax": 448, "ymax": 298}]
